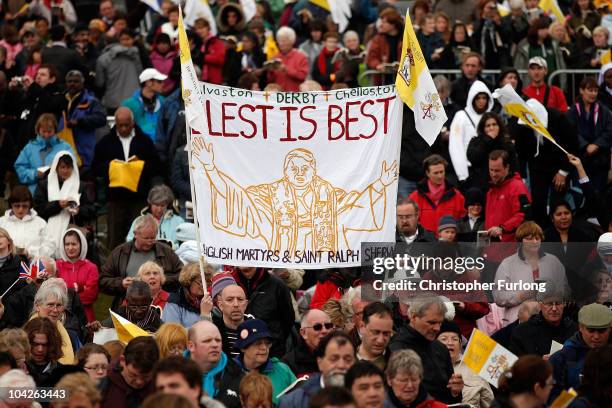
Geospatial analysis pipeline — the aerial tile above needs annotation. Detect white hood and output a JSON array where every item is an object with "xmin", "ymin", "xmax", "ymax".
[
  {"xmin": 59, "ymin": 228, "xmax": 88, "ymax": 261},
  {"xmin": 464, "ymin": 80, "xmax": 494, "ymax": 116}
]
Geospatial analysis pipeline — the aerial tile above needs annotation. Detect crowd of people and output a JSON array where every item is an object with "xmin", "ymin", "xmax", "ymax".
[{"xmin": 0, "ymin": 0, "xmax": 612, "ymax": 407}]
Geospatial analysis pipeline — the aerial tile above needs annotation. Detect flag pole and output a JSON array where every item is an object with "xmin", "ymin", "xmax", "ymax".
[
  {"xmin": 185, "ymin": 121, "xmax": 208, "ymax": 293},
  {"xmin": 1, "ymin": 278, "xmax": 22, "ymax": 298}
]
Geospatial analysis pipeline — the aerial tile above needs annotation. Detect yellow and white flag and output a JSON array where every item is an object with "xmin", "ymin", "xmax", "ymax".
[
  {"xmin": 493, "ymin": 84, "xmax": 568, "ymax": 154},
  {"xmin": 178, "ymin": 5, "xmax": 207, "ymax": 133},
  {"xmin": 110, "ymin": 310, "xmax": 151, "ymax": 344},
  {"xmin": 461, "ymin": 329, "xmax": 518, "ymax": 387},
  {"xmin": 395, "ymin": 11, "xmax": 447, "ymax": 146},
  {"xmin": 540, "ymin": 0, "xmax": 565, "ymax": 22},
  {"xmin": 309, "ymin": 0, "xmax": 351, "ymax": 32}
]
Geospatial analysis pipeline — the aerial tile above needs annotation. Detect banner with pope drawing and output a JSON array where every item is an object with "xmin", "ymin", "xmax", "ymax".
[{"xmin": 189, "ymin": 83, "xmax": 402, "ymax": 268}]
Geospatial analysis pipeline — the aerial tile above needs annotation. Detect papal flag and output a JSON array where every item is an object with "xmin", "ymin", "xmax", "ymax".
[
  {"xmin": 178, "ymin": 5, "xmax": 207, "ymax": 133},
  {"xmin": 493, "ymin": 84, "xmax": 568, "ymax": 153},
  {"xmin": 462, "ymin": 329, "xmax": 518, "ymax": 387},
  {"xmin": 110, "ymin": 310, "xmax": 151, "ymax": 344},
  {"xmin": 395, "ymin": 11, "xmax": 447, "ymax": 146},
  {"xmin": 309, "ymin": 0, "xmax": 351, "ymax": 32},
  {"xmin": 540, "ymin": 0, "xmax": 565, "ymax": 22}
]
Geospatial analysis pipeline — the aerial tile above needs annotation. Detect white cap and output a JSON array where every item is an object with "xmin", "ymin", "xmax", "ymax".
[{"xmin": 139, "ymin": 68, "xmax": 167, "ymax": 83}]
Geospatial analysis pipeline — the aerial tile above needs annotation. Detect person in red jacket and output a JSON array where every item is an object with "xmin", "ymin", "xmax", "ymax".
[
  {"xmin": 409, "ymin": 154, "xmax": 466, "ymax": 235},
  {"xmin": 485, "ymin": 150, "xmax": 531, "ymax": 243},
  {"xmin": 56, "ymin": 228, "xmax": 99, "ymax": 322},
  {"xmin": 522, "ymin": 57, "xmax": 568, "ymax": 112},
  {"xmin": 267, "ymin": 26, "xmax": 309, "ymax": 92},
  {"xmin": 194, "ymin": 18, "xmax": 226, "ymax": 85}
]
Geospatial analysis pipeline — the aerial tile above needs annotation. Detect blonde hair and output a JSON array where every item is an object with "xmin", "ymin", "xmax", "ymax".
[
  {"xmin": 54, "ymin": 373, "xmax": 101, "ymax": 404},
  {"xmin": 0, "ymin": 329, "xmax": 31, "ymax": 360},
  {"xmin": 239, "ymin": 372, "xmax": 273, "ymax": 407},
  {"xmin": 137, "ymin": 261, "xmax": 166, "ymax": 285},
  {"xmin": 0, "ymin": 228, "xmax": 15, "ymax": 256},
  {"xmin": 35, "ymin": 113, "xmax": 57, "ymax": 133},
  {"xmin": 156, "ymin": 323, "xmax": 188, "ymax": 358},
  {"xmin": 322, "ymin": 299, "xmax": 353, "ymax": 329},
  {"xmin": 548, "ymin": 21, "xmax": 570, "ymax": 42},
  {"xmin": 178, "ymin": 262, "xmax": 207, "ymax": 287}
]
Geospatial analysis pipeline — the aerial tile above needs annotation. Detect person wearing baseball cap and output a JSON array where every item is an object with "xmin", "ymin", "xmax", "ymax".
[
  {"xmin": 121, "ymin": 68, "xmax": 167, "ymax": 141},
  {"xmin": 233, "ymin": 319, "xmax": 296, "ymax": 405},
  {"xmin": 548, "ymin": 303, "xmax": 612, "ymax": 401},
  {"xmin": 522, "ymin": 55, "xmax": 568, "ymax": 112}
]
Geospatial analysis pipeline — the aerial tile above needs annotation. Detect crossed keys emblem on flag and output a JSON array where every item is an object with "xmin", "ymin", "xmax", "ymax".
[
  {"xmin": 420, "ymin": 93, "xmax": 442, "ymax": 121},
  {"xmin": 182, "ymin": 88, "xmax": 192, "ymax": 107}
]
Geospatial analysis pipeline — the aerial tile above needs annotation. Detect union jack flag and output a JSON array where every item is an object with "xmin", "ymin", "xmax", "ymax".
[{"xmin": 18, "ymin": 258, "xmax": 46, "ymax": 280}]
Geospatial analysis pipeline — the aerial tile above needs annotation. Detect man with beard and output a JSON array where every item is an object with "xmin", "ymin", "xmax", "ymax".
[{"xmin": 279, "ymin": 332, "xmax": 356, "ymax": 408}]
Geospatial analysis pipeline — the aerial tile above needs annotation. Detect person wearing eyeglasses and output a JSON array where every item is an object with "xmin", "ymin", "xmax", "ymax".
[
  {"xmin": 234, "ymin": 319, "xmax": 296, "ymax": 405},
  {"xmin": 98, "ymin": 281, "xmax": 161, "ymax": 333},
  {"xmin": 283, "ymin": 309, "xmax": 333, "ymax": 378},
  {"xmin": 76, "ymin": 343, "xmax": 111, "ymax": 385},
  {"xmin": 356, "ymin": 302, "xmax": 393, "ymax": 372},
  {"xmin": 548, "ymin": 303, "xmax": 612, "ymax": 403},
  {"xmin": 509, "ymin": 288, "xmax": 577, "ymax": 358}
]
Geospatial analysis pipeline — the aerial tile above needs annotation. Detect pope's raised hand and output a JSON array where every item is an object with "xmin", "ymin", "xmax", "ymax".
[
  {"xmin": 380, "ymin": 160, "xmax": 399, "ymax": 187},
  {"xmin": 192, "ymin": 139, "xmax": 215, "ymax": 169}
]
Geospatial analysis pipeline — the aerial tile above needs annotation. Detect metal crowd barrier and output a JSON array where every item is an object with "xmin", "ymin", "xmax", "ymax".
[{"xmin": 358, "ymin": 68, "xmax": 601, "ymax": 102}]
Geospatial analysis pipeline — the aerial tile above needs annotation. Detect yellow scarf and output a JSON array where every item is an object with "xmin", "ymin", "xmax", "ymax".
[{"xmin": 29, "ymin": 313, "xmax": 75, "ymax": 365}]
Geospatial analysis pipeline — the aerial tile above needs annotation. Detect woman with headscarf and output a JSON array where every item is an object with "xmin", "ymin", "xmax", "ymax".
[
  {"xmin": 33, "ymin": 151, "xmax": 94, "ymax": 257},
  {"xmin": 56, "ymin": 228, "xmax": 99, "ymax": 322}
]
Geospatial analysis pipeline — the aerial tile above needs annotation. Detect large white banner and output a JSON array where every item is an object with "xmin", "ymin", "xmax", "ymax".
[{"xmin": 190, "ymin": 83, "xmax": 402, "ymax": 268}]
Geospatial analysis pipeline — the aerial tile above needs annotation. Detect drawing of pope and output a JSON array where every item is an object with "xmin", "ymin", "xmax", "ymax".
[{"xmin": 192, "ymin": 140, "xmax": 398, "ymax": 256}]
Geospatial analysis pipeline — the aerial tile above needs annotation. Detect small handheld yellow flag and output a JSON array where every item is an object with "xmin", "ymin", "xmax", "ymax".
[
  {"xmin": 108, "ymin": 157, "xmax": 145, "ymax": 192},
  {"xmin": 110, "ymin": 310, "xmax": 151, "ymax": 344},
  {"xmin": 493, "ymin": 84, "xmax": 568, "ymax": 154},
  {"xmin": 539, "ymin": 0, "xmax": 565, "ymax": 22}
]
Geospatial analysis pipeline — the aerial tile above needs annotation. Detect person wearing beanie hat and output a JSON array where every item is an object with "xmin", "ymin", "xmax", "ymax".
[
  {"xmin": 211, "ymin": 272, "xmax": 237, "ymax": 299},
  {"xmin": 548, "ymin": 303, "xmax": 612, "ymax": 401},
  {"xmin": 211, "ymin": 277, "xmax": 252, "ymax": 360},
  {"xmin": 437, "ymin": 320, "xmax": 495, "ymax": 408},
  {"xmin": 438, "ymin": 215, "xmax": 457, "ymax": 242},
  {"xmin": 457, "ymin": 188, "xmax": 485, "ymax": 242},
  {"xmin": 234, "ymin": 319, "xmax": 296, "ymax": 405}
]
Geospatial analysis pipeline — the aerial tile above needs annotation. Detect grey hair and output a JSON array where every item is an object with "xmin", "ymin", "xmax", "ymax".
[
  {"xmin": 114, "ymin": 106, "xmax": 134, "ymax": 122},
  {"xmin": 147, "ymin": 184, "xmax": 174, "ymax": 206},
  {"xmin": 433, "ymin": 75, "xmax": 451, "ymax": 94},
  {"xmin": 343, "ymin": 30, "xmax": 359, "ymax": 43},
  {"xmin": 136, "ymin": 261, "xmax": 166, "ymax": 285},
  {"xmin": 126, "ymin": 280, "xmax": 152, "ymax": 299},
  {"xmin": 34, "ymin": 278, "xmax": 68, "ymax": 307},
  {"xmin": 133, "ymin": 214, "xmax": 159, "ymax": 233},
  {"xmin": 276, "ymin": 26, "xmax": 296, "ymax": 44},
  {"xmin": 0, "ymin": 370, "xmax": 36, "ymax": 399},
  {"xmin": 386, "ymin": 350, "xmax": 424, "ymax": 379},
  {"xmin": 346, "ymin": 286, "xmax": 362, "ymax": 305},
  {"xmin": 409, "ymin": 296, "xmax": 447, "ymax": 318},
  {"xmin": 65, "ymin": 70, "xmax": 84, "ymax": 81}
]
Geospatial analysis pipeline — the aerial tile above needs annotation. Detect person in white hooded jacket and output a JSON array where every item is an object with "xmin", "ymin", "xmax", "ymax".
[
  {"xmin": 0, "ymin": 185, "xmax": 54, "ymax": 258},
  {"xmin": 449, "ymin": 80, "xmax": 494, "ymax": 182}
]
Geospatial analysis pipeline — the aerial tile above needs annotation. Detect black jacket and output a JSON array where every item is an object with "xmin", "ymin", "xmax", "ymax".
[
  {"xmin": 232, "ymin": 269, "xmax": 295, "ymax": 357},
  {"xmin": 91, "ymin": 125, "xmax": 162, "ymax": 202},
  {"xmin": 514, "ymin": 107, "xmax": 578, "ymax": 173},
  {"xmin": 566, "ymin": 100, "xmax": 612, "ymax": 172},
  {"xmin": 213, "ymin": 357, "xmax": 244, "ymax": 408},
  {"xmin": 509, "ymin": 312, "xmax": 577, "ymax": 357},
  {"xmin": 456, "ymin": 215, "xmax": 485, "ymax": 242},
  {"xmin": 282, "ymin": 336, "xmax": 318, "ymax": 378},
  {"xmin": 450, "ymin": 75, "xmax": 492, "ymax": 109},
  {"xmin": 212, "ymin": 311, "xmax": 253, "ymax": 358},
  {"xmin": 0, "ymin": 254, "xmax": 25, "ymax": 299},
  {"xmin": 33, "ymin": 176, "xmax": 95, "ymax": 225},
  {"xmin": 466, "ymin": 133, "xmax": 518, "ymax": 190},
  {"xmin": 41, "ymin": 45, "xmax": 85, "ymax": 86},
  {"xmin": 389, "ymin": 325, "xmax": 460, "ymax": 404}
]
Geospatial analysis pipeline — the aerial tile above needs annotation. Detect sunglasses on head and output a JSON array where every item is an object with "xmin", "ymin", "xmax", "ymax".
[{"xmin": 307, "ymin": 322, "xmax": 334, "ymax": 331}]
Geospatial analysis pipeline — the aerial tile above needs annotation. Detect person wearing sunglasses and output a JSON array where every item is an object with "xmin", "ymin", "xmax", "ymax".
[
  {"xmin": 548, "ymin": 303, "xmax": 612, "ymax": 402},
  {"xmin": 234, "ymin": 319, "xmax": 296, "ymax": 405},
  {"xmin": 282, "ymin": 309, "xmax": 333, "ymax": 378}
]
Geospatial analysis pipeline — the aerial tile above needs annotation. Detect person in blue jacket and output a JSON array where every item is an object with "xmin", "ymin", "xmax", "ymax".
[
  {"xmin": 122, "ymin": 68, "xmax": 167, "ymax": 142},
  {"xmin": 14, "ymin": 113, "xmax": 75, "ymax": 193},
  {"xmin": 58, "ymin": 70, "xmax": 107, "ymax": 169}
]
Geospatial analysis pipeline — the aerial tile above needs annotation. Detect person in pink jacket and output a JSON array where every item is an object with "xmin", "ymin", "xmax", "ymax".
[
  {"xmin": 267, "ymin": 27, "xmax": 309, "ymax": 92},
  {"xmin": 56, "ymin": 228, "xmax": 99, "ymax": 322}
]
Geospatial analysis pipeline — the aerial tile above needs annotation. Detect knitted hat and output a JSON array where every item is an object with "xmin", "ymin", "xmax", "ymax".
[
  {"xmin": 464, "ymin": 188, "xmax": 484, "ymax": 208},
  {"xmin": 211, "ymin": 272, "xmax": 237, "ymax": 299},
  {"xmin": 438, "ymin": 320, "xmax": 462, "ymax": 338},
  {"xmin": 438, "ymin": 215, "xmax": 457, "ymax": 232}
]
